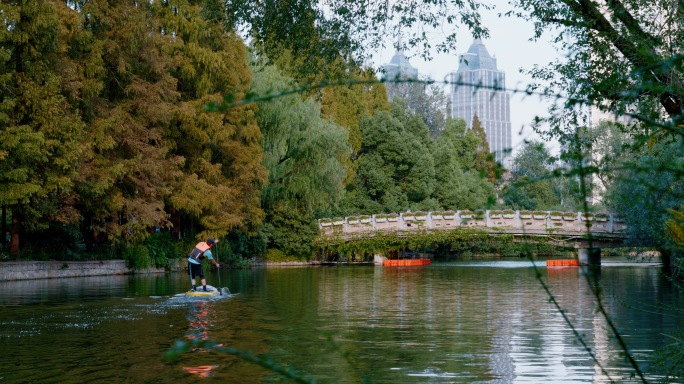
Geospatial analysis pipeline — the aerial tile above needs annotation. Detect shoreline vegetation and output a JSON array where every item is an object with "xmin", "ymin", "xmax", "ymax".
[
  {"xmin": 0, "ymin": 244, "xmax": 662, "ymax": 281},
  {"xmin": 0, "ymin": 250, "xmax": 662, "ymax": 282}
]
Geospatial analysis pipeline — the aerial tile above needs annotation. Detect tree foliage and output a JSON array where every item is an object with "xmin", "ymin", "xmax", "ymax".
[
  {"xmin": 386, "ymin": 79, "xmax": 449, "ymax": 137},
  {"xmin": 505, "ymin": 0, "xmax": 684, "ymax": 263},
  {"xmin": 509, "ymin": 1, "xmax": 684, "ymax": 139},
  {"xmin": 342, "ymin": 102, "xmax": 496, "ymax": 214},
  {"xmin": 251, "ymin": 61, "xmax": 351, "ymax": 258},
  {"xmin": 608, "ymin": 138, "xmax": 684, "ymax": 252},
  {"xmin": 502, "ymin": 141, "xmax": 560, "ymax": 210},
  {"xmin": 432, "ymin": 118, "xmax": 496, "ymax": 209},
  {"xmin": 74, "ymin": 0, "xmax": 183, "ymax": 243},
  {"xmin": 222, "ymin": 0, "xmax": 488, "ymax": 65},
  {"xmin": 252, "ymin": 62, "xmax": 350, "ymax": 214},
  {"xmin": 158, "ymin": 0, "xmax": 266, "ymax": 239},
  {"xmin": 319, "ymin": 67, "xmax": 390, "ymax": 153},
  {"xmin": 471, "ymin": 114, "xmax": 499, "ymax": 184},
  {"xmin": 0, "ymin": 1, "xmax": 87, "ymax": 253},
  {"xmin": 0, "ymin": 1, "xmax": 266, "ymax": 255}
]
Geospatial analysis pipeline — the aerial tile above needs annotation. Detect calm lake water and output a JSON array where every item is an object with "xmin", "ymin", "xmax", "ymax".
[{"xmin": 1, "ymin": 261, "xmax": 682, "ymax": 383}]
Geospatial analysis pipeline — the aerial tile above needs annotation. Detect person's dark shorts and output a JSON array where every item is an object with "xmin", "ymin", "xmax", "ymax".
[{"xmin": 188, "ymin": 261, "xmax": 204, "ymax": 279}]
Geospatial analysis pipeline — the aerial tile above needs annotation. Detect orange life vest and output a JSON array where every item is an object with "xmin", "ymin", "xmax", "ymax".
[{"xmin": 189, "ymin": 242, "xmax": 210, "ymax": 261}]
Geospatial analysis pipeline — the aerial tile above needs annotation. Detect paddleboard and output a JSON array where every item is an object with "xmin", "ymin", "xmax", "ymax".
[{"xmin": 185, "ymin": 285, "xmax": 220, "ymax": 297}]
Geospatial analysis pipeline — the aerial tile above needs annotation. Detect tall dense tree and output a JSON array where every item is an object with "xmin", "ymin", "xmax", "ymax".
[
  {"xmin": 432, "ymin": 118, "xmax": 497, "ymax": 209},
  {"xmin": 342, "ymin": 102, "xmax": 497, "ymax": 214},
  {"xmin": 608, "ymin": 137, "xmax": 683, "ymax": 270},
  {"xmin": 251, "ymin": 62, "xmax": 350, "ymax": 258},
  {"xmin": 502, "ymin": 141, "xmax": 560, "ymax": 210},
  {"xmin": 386, "ymin": 79, "xmax": 449, "ymax": 137},
  {"xmin": 72, "ymin": 0, "xmax": 265, "ymax": 245},
  {"xmin": 73, "ymin": 0, "xmax": 185, "ymax": 243},
  {"xmin": 342, "ymin": 105, "xmax": 433, "ymax": 213},
  {"xmin": 159, "ymin": 0, "xmax": 265, "ymax": 239},
  {"xmin": 252, "ymin": 63, "xmax": 350, "ymax": 213},
  {"xmin": 470, "ymin": 114, "xmax": 499, "ymax": 184},
  {"xmin": 0, "ymin": 1, "xmax": 87, "ymax": 255},
  {"xmin": 320, "ymin": 67, "xmax": 390, "ymax": 153}
]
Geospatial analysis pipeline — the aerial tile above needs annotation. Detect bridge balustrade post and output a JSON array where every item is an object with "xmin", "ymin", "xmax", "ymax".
[
  {"xmin": 545, "ymin": 211, "xmax": 550, "ymax": 230},
  {"xmin": 609, "ymin": 214, "xmax": 614, "ymax": 233}
]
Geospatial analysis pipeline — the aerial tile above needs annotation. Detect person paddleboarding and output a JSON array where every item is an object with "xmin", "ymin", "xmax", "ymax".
[{"xmin": 187, "ymin": 238, "xmax": 220, "ymax": 292}]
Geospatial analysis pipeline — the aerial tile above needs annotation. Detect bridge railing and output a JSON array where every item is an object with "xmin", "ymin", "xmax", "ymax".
[{"xmin": 318, "ymin": 210, "xmax": 626, "ymax": 237}]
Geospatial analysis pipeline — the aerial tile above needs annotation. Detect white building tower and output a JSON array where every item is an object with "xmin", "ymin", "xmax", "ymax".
[{"xmin": 448, "ymin": 39, "xmax": 512, "ymax": 165}]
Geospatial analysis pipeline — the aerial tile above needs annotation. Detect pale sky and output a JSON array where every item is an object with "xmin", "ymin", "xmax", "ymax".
[{"xmin": 373, "ymin": 6, "xmax": 562, "ymax": 156}]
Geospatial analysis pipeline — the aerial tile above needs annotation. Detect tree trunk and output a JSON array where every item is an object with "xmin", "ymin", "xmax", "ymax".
[
  {"xmin": 81, "ymin": 215, "xmax": 95, "ymax": 251},
  {"xmin": 1, "ymin": 205, "xmax": 6, "ymax": 246},
  {"xmin": 9, "ymin": 208, "xmax": 21, "ymax": 257},
  {"xmin": 170, "ymin": 208, "xmax": 181, "ymax": 240}
]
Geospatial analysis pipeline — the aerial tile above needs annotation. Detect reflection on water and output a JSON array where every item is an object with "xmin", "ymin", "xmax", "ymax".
[
  {"xmin": 182, "ymin": 300, "xmax": 220, "ymax": 377},
  {"xmin": 0, "ymin": 262, "xmax": 681, "ymax": 383},
  {"xmin": 182, "ymin": 364, "xmax": 219, "ymax": 378}
]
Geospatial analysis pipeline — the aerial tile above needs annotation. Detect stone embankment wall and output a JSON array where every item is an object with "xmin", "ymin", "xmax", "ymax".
[{"xmin": 0, "ymin": 259, "xmax": 184, "ymax": 281}]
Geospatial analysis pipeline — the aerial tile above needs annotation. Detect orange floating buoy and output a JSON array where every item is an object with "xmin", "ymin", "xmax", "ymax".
[
  {"xmin": 546, "ymin": 259, "xmax": 579, "ymax": 267},
  {"xmin": 383, "ymin": 259, "xmax": 431, "ymax": 267}
]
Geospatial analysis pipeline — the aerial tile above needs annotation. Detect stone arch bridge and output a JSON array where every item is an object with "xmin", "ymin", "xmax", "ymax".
[{"xmin": 318, "ymin": 210, "xmax": 628, "ymax": 265}]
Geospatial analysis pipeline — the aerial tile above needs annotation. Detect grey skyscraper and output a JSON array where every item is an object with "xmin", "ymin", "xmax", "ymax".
[
  {"xmin": 382, "ymin": 43, "xmax": 419, "ymax": 101},
  {"xmin": 449, "ymin": 39, "xmax": 511, "ymax": 165}
]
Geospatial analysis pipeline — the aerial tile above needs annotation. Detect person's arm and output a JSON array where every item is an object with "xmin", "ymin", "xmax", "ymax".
[
  {"xmin": 207, "ymin": 248, "xmax": 220, "ymax": 268},
  {"xmin": 212, "ymin": 240, "xmax": 219, "ymax": 267}
]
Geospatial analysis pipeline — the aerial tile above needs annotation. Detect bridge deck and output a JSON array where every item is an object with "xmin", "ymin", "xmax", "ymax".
[{"xmin": 318, "ymin": 210, "xmax": 626, "ymax": 246}]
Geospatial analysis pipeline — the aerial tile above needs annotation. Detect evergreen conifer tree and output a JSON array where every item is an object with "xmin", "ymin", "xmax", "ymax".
[{"xmin": 0, "ymin": 1, "xmax": 87, "ymax": 255}]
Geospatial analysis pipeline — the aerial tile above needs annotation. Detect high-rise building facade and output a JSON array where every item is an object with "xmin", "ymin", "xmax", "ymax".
[
  {"xmin": 382, "ymin": 44, "xmax": 419, "ymax": 101},
  {"xmin": 449, "ymin": 39, "xmax": 512, "ymax": 165}
]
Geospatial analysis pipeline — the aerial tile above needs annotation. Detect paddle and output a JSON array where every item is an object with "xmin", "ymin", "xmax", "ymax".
[
  {"xmin": 188, "ymin": 259, "xmax": 193, "ymax": 291},
  {"xmin": 215, "ymin": 241, "xmax": 222, "ymax": 296}
]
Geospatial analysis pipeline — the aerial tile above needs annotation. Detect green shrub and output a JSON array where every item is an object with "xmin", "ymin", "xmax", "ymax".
[
  {"xmin": 122, "ymin": 244, "xmax": 151, "ymax": 270},
  {"xmin": 263, "ymin": 248, "xmax": 302, "ymax": 263},
  {"xmin": 144, "ymin": 231, "xmax": 175, "ymax": 268},
  {"xmin": 218, "ymin": 248, "xmax": 252, "ymax": 269},
  {"xmin": 264, "ymin": 203, "xmax": 318, "ymax": 260}
]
